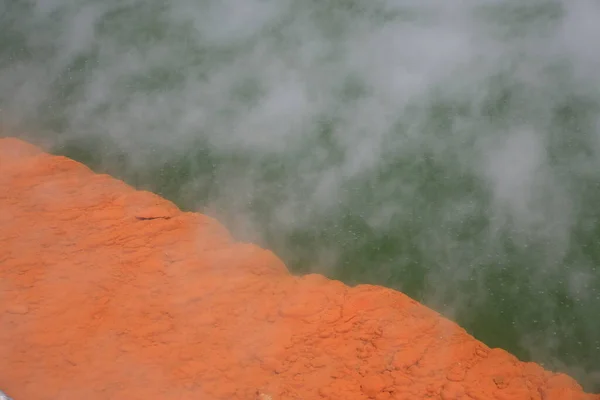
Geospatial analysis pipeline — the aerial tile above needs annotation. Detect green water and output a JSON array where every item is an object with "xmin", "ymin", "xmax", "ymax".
[{"xmin": 2, "ymin": 0, "xmax": 599, "ymax": 390}]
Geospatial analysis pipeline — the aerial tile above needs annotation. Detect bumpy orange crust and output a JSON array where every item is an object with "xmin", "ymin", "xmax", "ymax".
[{"xmin": 0, "ymin": 137, "xmax": 598, "ymax": 400}]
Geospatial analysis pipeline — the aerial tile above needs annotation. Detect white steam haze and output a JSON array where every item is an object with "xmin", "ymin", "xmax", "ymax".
[{"xmin": 2, "ymin": 0, "xmax": 600, "ymax": 390}]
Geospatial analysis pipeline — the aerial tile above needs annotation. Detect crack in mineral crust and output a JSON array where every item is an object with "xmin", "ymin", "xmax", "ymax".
[{"xmin": 0, "ymin": 137, "xmax": 598, "ymax": 400}]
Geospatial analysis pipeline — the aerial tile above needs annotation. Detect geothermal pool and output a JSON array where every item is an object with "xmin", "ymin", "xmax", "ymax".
[{"xmin": 1, "ymin": 0, "xmax": 599, "ymax": 390}]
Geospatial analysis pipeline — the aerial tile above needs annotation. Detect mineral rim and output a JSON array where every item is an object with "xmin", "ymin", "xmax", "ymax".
[{"xmin": 0, "ymin": 137, "xmax": 598, "ymax": 400}]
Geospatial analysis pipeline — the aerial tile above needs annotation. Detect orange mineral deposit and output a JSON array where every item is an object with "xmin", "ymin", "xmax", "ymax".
[{"xmin": 0, "ymin": 137, "xmax": 598, "ymax": 399}]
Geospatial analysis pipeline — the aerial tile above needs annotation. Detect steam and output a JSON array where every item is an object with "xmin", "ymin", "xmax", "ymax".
[{"xmin": 1, "ymin": 0, "xmax": 600, "ymax": 390}]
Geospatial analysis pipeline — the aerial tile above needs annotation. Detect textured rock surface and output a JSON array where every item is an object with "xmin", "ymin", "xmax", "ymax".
[{"xmin": 0, "ymin": 137, "xmax": 598, "ymax": 400}]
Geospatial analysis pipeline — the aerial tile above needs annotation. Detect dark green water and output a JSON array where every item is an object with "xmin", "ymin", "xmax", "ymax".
[{"xmin": 2, "ymin": 0, "xmax": 599, "ymax": 390}]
